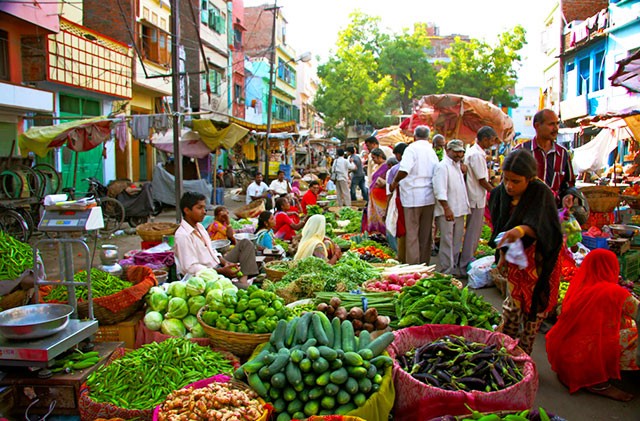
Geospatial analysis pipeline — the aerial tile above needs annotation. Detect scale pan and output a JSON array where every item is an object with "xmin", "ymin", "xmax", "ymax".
[{"xmin": 0, "ymin": 304, "xmax": 73, "ymax": 340}]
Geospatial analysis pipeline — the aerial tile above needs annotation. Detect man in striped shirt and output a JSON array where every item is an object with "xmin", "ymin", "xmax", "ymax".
[{"xmin": 514, "ymin": 109, "xmax": 575, "ymax": 203}]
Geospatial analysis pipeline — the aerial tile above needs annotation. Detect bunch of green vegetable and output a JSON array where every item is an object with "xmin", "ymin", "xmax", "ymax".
[
  {"xmin": 143, "ymin": 269, "xmax": 234, "ymax": 338},
  {"xmin": 395, "ymin": 274, "xmax": 502, "ymax": 330},
  {"xmin": 314, "ymin": 292, "xmax": 396, "ymax": 318},
  {"xmin": 230, "ymin": 218, "xmax": 254, "ymax": 230},
  {"xmin": 451, "ymin": 406, "xmax": 561, "ymax": 421},
  {"xmin": 200, "ymin": 284, "xmax": 289, "ymax": 334},
  {"xmin": 43, "ymin": 269, "xmax": 132, "ymax": 302},
  {"xmin": 397, "ymin": 335, "xmax": 523, "ymax": 393},
  {"xmin": 288, "ymin": 302, "xmax": 316, "ymax": 318},
  {"xmin": 0, "ymin": 231, "xmax": 34, "ymax": 280},
  {"xmin": 308, "ymin": 205, "xmax": 337, "ymax": 236},
  {"xmin": 338, "ymin": 208, "xmax": 363, "ymax": 233},
  {"xmin": 481, "ymin": 225, "xmax": 492, "ymax": 242},
  {"xmin": 275, "ymin": 238, "xmax": 289, "ymax": 253},
  {"xmin": 86, "ymin": 338, "xmax": 234, "ymax": 410},
  {"xmin": 235, "ymin": 312, "xmax": 396, "ymax": 420},
  {"xmin": 475, "ymin": 243, "xmax": 495, "ymax": 258},
  {"xmin": 51, "ymin": 349, "xmax": 100, "ymax": 374}
]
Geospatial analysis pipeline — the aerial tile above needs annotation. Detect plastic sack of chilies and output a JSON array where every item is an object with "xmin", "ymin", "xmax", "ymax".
[{"xmin": 495, "ymin": 232, "xmax": 528, "ymax": 270}]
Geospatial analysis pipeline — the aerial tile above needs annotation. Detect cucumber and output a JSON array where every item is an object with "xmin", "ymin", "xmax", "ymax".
[
  {"xmin": 290, "ymin": 349, "xmax": 305, "ymax": 364},
  {"xmin": 341, "ymin": 320, "xmax": 355, "ymax": 352},
  {"xmin": 299, "ymin": 338, "xmax": 317, "ymax": 352},
  {"xmin": 247, "ymin": 373, "xmax": 268, "ymax": 397},
  {"xmin": 242, "ymin": 350, "xmax": 268, "ymax": 373},
  {"xmin": 300, "ymin": 388, "xmax": 310, "ymax": 402},
  {"xmin": 317, "ymin": 311, "xmax": 334, "ymax": 345},
  {"xmin": 233, "ymin": 366, "xmax": 247, "ymax": 381},
  {"xmin": 336, "ymin": 389, "xmax": 351, "ymax": 405},
  {"xmin": 347, "ymin": 366, "xmax": 367, "ymax": 379},
  {"xmin": 268, "ymin": 353, "xmax": 290, "ymax": 374},
  {"xmin": 273, "ymin": 398, "xmax": 287, "ymax": 413},
  {"xmin": 345, "ymin": 377, "xmax": 359, "ymax": 394},
  {"xmin": 285, "ymin": 361, "xmax": 302, "ymax": 387},
  {"xmin": 311, "ymin": 312, "xmax": 330, "ymax": 345},
  {"xmin": 299, "ymin": 358, "xmax": 312, "ymax": 373},
  {"xmin": 258, "ymin": 366, "xmax": 270, "ymax": 380},
  {"xmin": 358, "ymin": 377, "xmax": 372, "ymax": 393},
  {"xmin": 271, "ymin": 372, "xmax": 287, "ymax": 389},
  {"xmin": 370, "ymin": 355, "xmax": 394, "ymax": 369},
  {"xmin": 353, "ymin": 392, "xmax": 367, "ymax": 407},
  {"xmin": 269, "ymin": 386, "xmax": 281, "ymax": 400},
  {"xmin": 373, "ymin": 373, "xmax": 383, "ymax": 384},
  {"xmin": 276, "ymin": 411, "xmax": 291, "ymax": 421},
  {"xmin": 287, "ymin": 399, "xmax": 303, "ymax": 414},
  {"xmin": 312, "ymin": 357, "xmax": 329, "ymax": 373},
  {"xmin": 285, "ymin": 317, "xmax": 298, "ymax": 347},
  {"xmin": 324, "ymin": 382, "xmax": 340, "ymax": 396},
  {"xmin": 315, "ymin": 371, "xmax": 331, "ymax": 386},
  {"xmin": 366, "ymin": 331, "xmax": 395, "ymax": 357},
  {"xmin": 291, "ymin": 412, "xmax": 305, "ymax": 420},
  {"xmin": 293, "ymin": 381, "xmax": 305, "ymax": 392},
  {"xmin": 283, "ymin": 386, "xmax": 297, "ymax": 402},
  {"xmin": 372, "ymin": 383, "xmax": 380, "ymax": 393},
  {"xmin": 343, "ymin": 351, "xmax": 364, "ymax": 367},
  {"xmin": 329, "ymin": 367, "xmax": 348, "ymax": 385},
  {"xmin": 303, "ymin": 373, "xmax": 317, "ymax": 386},
  {"xmin": 308, "ymin": 386, "xmax": 324, "ymax": 400},
  {"xmin": 358, "ymin": 330, "xmax": 371, "ymax": 350},
  {"xmin": 304, "ymin": 400, "xmax": 320, "ymax": 417},
  {"xmin": 318, "ymin": 345, "xmax": 338, "ymax": 361},
  {"xmin": 271, "ymin": 319, "xmax": 287, "ymax": 349},
  {"xmin": 335, "ymin": 402, "xmax": 357, "ymax": 415},
  {"xmin": 307, "ymin": 346, "xmax": 320, "ymax": 360},
  {"xmin": 330, "ymin": 359, "xmax": 343, "ymax": 370},
  {"xmin": 295, "ymin": 312, "xmax": 312, "ymax": 344},
  {"xmin": 367, "ymin": 364, "xmax": 377, "ymax": 379},
  {"xmin": 358, "ymin": 348, "xmax": 374, "ymax": 361},
  {"xmin": 321, "ymin": 395, "xmax": 336, "ymax": 410},
  {"xmin": 332, "ymin": 317, "xmax": 342, "ymax": 349}
]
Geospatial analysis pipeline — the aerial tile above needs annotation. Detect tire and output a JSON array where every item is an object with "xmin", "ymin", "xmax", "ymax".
[
  {"xmin": 0, "ymin": 209, "xmax": 30, "ymax": 242},
  {"xmin": 151, "ymin": 199, "xmax": 163, "ymax": 216},
  {"xmin": 128, "ymin": 215, "xmax": 149, "ymax": 228},
  {"xmin": 99, "ymin": 197, "xmax": 125, "ymax": 235},
  {"xmin": 15, "ymin": 208, "xmax": 35, "ymax": 239},
  {"xmin": 33, "ymin": 163, "xmax": 62, "ymax": 194}
]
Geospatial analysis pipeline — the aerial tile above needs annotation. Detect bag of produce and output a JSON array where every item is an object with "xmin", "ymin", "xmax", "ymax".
[{"xmin": 388, "ymin": 325, "xmax": 538, "ymax": 421}]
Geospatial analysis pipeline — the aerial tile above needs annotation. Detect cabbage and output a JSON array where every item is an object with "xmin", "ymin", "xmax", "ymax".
[
  {"xmin": 143, "ymin": 311, "xmax": 163, "ymax": 331},
  {"xmin": 186, "ymin": 277, "xmax": 206, "ymax": 297},
  {"xmin": 205, "ymin": 280, "xmax": 222, "ymax": 294},
  {"xmin": 190, "ymin": 324, "xmax": 206, "ymax": 338},
  {"xmin": 188, "ymin": 295, "xmax": 206, "ymax": 315},
  {"xmin": 184, "ymin": 332, "xmax": 193, "ymax": 339},
  {"xmin": 182, "ymin": 315, "xmax": 198, "ymax": 331},
  {"xmin": 167, "ymin": 282, "xmax": 187, "ymax": 300},
  {"xmin": 206, "ymin": 289, "xmax": 223, "ymax": 305},
  {"xmin": 148, "ymin": 286, "xmax": 165, "ymax": 296},
  {"xmin": 165, "ymin": 297, "xmax": 188, "ymax": 319},
  {"xmin": 147, "ymin": 289, "xmax": 169, "ymax": 313},
  {"xmin": 197, "ymin": 268, "xmax": 220, "ymax": 282},
  {"xmin": 217, "ymin": 278, "xmax": 236, "ymax": 290},
  {"xmin": 161, "ymin": 318, "xmax": 186, "ymax": 337}
]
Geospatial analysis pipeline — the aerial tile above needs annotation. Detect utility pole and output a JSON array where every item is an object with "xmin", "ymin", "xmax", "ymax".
[
  {"xmin": 171, "ymin": 0, "xmax": 182, "ymax": 223},
  {"xmin": 264, "ymin": 1, "xmax": 279, "ymax": 183}
]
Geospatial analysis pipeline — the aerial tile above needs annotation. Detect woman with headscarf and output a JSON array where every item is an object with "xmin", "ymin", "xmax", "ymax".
[
  {"xmin": 489, "ymin": 149, "xmax": 563, "ymax": 354},
  {"xmin": 362, "ymin": 148, "xmax": 389, "ymax": 234},
  {"xmin": 546, "ymin": 249, "xmax": 638, "ymax": 401},
  {"xmin": 293, "ymin": 215, "xmax": 341, "ymax": 264}
]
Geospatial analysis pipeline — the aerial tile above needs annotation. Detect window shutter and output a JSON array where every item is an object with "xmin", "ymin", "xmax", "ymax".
[
  {"xmin": 217, "ymin": 15, "xmax": 225, "ymax": 33},
  {"xmin": 200, "ymin": 0, "xmax": 208, "ymax": 24},
  {"xmin": 208, "ymin": 12, "xmax": 216, "ymax": 29}
]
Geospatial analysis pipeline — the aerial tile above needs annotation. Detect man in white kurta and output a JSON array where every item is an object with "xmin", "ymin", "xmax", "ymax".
[{"xmin": 433, "ymin": 140, "xmax": 470, "ymax": 275}]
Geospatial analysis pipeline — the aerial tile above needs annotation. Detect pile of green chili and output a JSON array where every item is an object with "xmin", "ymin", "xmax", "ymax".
[
  {"xmin": 0, "ymin": 231, "xmax": 34, "ymax": 280},
  {"xmin": 43, "ymin": 268, "xmax": 132, "ymax": 301},
  {"xmin": 86, "ymin": 338, "xmax": 235, "ymax": 410}
]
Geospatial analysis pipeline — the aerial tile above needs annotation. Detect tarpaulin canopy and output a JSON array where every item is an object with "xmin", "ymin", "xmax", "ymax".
[
  {"xmin": 18, "ymin": 117, "xmax": 112, "ymax": 157},
  {"xmin": 572, "ymin": 127, "xmax": 619, "ymax": 174},
  {"xmin": 578, "ymin": 110, "xmax": 640, "ymax": 143},
  {"xmin": 151, "ymin": 129, "xmax": 212, "ymax": 159},
  {"xmin": 192, "ymin": 120, "xmax": 249, "ymax": 149},
  {"xmin": 609, "ymin": 50, "xmax": 640, "ymax": 94},
  {"xmin": 375, "ymin": 125, "xmax": 413, "ymax": 147},
  {"xmin": 399, "ymin": 94, "xmax": 515, "ymax": 144}
]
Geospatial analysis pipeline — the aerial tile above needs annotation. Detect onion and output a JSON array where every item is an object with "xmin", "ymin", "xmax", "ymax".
[
  {"xmin": 317, "ymin": 302, "xmax": 329, "ymax": 312},
  {"xmin": 330, "ymin": 297, "xmax": 342, "ymax": 308},
  {"xmin": 363, "ymin": 307, "xmax": 378, "ymax": 323}
]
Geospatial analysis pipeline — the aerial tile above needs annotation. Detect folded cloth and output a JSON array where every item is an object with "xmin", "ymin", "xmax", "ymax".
[{"xmin": 132, "ymin": 251, "xmax": 175, "ymax": 267}]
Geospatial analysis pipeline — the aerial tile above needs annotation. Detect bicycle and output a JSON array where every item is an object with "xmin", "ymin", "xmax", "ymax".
[
  {"xmin": 62, "ymin": 177, "xmax": 125, "ymax": 235},
  {"xmin": 0, "ymin": 203, "xmax": 30, "ymax": 242}
]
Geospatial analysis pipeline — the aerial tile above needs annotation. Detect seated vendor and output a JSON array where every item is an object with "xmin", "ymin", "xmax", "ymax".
[
  {"xmin": 301, "ymin": 181, "xmax": 321, "ymax": 214},
  {"xmin": 293, "ymin": 214, "xmax": 342, "ymax": 264},
  {"xmin": 255, "ymin": 211, "xmax": 276, "ymax": 251},
  {"xmin": 274, "ymin": 197, "xmax": 306, "ymax": 241},
  {"xmin": 269, "ymin": 170, "xmax": 292, "ymax": 197},
  {"xmin": 546, "ymin": 249, "xmax": 639, "ymax": 402},
  {"xmin": 207, "ymin": 206, "xmax": 236, "ymax": 245},
  {"xmin": 174, "ymin": 192, "xmax": 259, "ymax": 288}
]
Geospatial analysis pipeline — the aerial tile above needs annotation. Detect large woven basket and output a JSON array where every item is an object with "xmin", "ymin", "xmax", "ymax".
[
  {"xmin": 579, "ymin": 186, "xmax": 620, "ymax": 213},
  {"xmin": 235, "ymin": 200, "xmax": 265, "ymax": 219},
  {"xmin": 136, "ymin": 222, "xmax": 179, "ymax": 242},
  {"xmin": 197, "ymin": 307, "xmax": 271, "ymax": 358},
  {"xmin": 264, "ymin": 260, "xmax": 290, "ymax": 281}
]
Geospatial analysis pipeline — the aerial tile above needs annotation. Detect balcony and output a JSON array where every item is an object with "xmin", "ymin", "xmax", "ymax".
[{"xmin": 0, "ymin": 81, "xmax": 53, "ymax": 114}]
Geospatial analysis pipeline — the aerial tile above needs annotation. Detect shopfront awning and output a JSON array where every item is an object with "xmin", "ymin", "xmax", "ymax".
[
  {"xmin": 192, "ymin": 120, "xmax": 249, "ymax": 150},
  {"xmin": 229, "ymin": 117, "xmax": 298, "ymax": 133},
  {"xmin": 610, "ymin": 50, "xmax": 640, "ymax": 94}
]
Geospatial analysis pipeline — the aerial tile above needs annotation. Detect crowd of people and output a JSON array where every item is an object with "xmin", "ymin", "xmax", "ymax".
[{"xmin": 172, "ymin": 108, "xmax": 638, "ymax": 402}]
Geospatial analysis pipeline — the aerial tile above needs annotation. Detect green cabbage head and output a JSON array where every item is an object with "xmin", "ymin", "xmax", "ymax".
[
  {"xmin": 161, "ymin": 318, "xmax": 186, "ymax": 337},
  {"xmin": 143, "ymin": 311, "xmax": 163, "ymax": 331},
  {"xmin": 147, "ymin": 289, "xmax": 169, "ymax": 312},
  {"xmin": 190, "ymin": 324, "xmax": 206, "ymax": 338},
  {"xmin": 182, "ymin": 315, "xmax": 198, "ymax": 331},
  {"xmin": 186, "ymin": 277, "xmax": 206, "ymax": 296},
  {"xmin": 167, "ymin": 282, "xmax": 187, "ymax": 300},
  {"xmin": 165, "ymin": 297, "xmax": 188, "ymax": 319},
  {"xmin": 188, "ymin": 295, "xmax": 206, "ymax": 316}
]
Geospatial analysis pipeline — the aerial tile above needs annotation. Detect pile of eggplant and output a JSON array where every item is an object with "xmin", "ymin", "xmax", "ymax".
[{"xmin": 397, "ymin": 335, "xmax": 523, "ymax": 392}]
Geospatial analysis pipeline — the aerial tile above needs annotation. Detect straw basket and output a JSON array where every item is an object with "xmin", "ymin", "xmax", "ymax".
[
  {"xmin": 579, "ymin": 186, "xmax": 620, "ymax": 213},
  {"xmin": 351, "ymin": 199, "xmax": 367, "ymax": 208},
  {"xmin": 235, "ymin": 200, "xmax": 265, "ymax": 219},
  {"xmin": 197, "ymin": 307, "xmax": 271, "ymax": 358},
  {"xmin": 264, "ymin": 260, "xmax": 290, "ymax": 281},
  {"xmin": 136, "ymin": 222, "xmax": 179, "ymax": 242}
]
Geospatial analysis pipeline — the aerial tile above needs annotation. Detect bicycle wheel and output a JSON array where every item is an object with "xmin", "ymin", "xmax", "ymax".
[
  {"xmin": 13, "ymin": 165, "xmax": 42, "ymax": 198},
  {"xmin": 99, "ymin": 197, "xmax": 125, "ymax": 235},
  {"xmin": 0, "ymin": 170, "xmax": 24, "ymax": 199},
  {"xmin": 0, "ymin": 209, "xmax": 30, "ymax": 242},
  {"xmin": 33, "ymin": 163, "xmax": 62, "ymax": 194},
  {"xmin": 15, "ymin": 207, "xmax": 35, "ymax": 239}
]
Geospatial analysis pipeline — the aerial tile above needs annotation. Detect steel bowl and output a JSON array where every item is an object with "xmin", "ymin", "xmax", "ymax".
[
  {"xmin": 608, "ymin": 224, "xmax": 640, "ymax": 239},
  {"xmin": 234, "ymin": 233, "xmax": 258, "ymax": 242},
  {"xmin": 211, "ymin": 239, "xmax": 231, "ymax": 252},
  {"xmin": 0, "ymin": 304, "xmax": 73, "ymax": 340}
]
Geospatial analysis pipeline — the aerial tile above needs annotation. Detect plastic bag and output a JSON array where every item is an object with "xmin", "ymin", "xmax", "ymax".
[
  {"xmin": 495, "ymin": 232, "xmax": 527, "ymax": 269},
  {"xmin": 385, "ymin": 191, "xmax": 399, "ymax": 237},
  {"xmin": 467, "ymin": 255, "xmax": 495, "ymax": 289},
  {"xmin": 571, "ymin": 242, "xmax": 590, "ymax": 265}
]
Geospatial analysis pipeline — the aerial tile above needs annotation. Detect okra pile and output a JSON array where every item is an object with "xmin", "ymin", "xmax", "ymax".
[
  {"xmin": 235, "ymin": 312, "xmax": 395, "ymax": 421},
  {"xmin": 0, "ymin": 231, "xmax": 34, "ymax": 280},
  {"xmin": 43, "ymin": 268, "xmax": 132, "ymax": 301},
  {"xmin": 397, "ymin": 335, "xmax": 523, "ymax": 392},
  {"xmin": 86, "ymin": 338, "xmax": 235, "ymax": 410},
  {"xmin": 395, "ymin": 275, "xmax": 502, "ymax": 330}
]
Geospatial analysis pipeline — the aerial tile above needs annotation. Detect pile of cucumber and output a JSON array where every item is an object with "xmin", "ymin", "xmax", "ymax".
[{"xmin": 235, "ymin": 311, "xmax": 395, "ymax": 421}]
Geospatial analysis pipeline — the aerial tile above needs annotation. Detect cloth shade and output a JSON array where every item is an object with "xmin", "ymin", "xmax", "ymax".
[
  {"xmin": 151, "ymin": 129, "xmax": 211, "ymax": 159},
  {"xmin": 18, "ymin": 117, "xmax": 112, "ymax": 157},
  {"xmin": 609, "ymin": 50, "xmax": 640, "ymax": 94},
  {"xmin": 192, "ymin": 120, "xmax": 249, "ymax": 150},
  {"xmin": 572, "ymin": 127, "xmax": 619, "ymax": 174}
]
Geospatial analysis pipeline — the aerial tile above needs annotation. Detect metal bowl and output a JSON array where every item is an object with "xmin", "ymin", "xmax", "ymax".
[
  {"xmin": 317, "ymin": 200, "xmax": 330, "ymax": 207},
  {"xmin": 608, "ymin": 224, "xmax": 640, "ymax": 239},
  {"xmin": 0, "ymin": 304, "xmax": 73, "ymax": 340},
  {"xmin": 211, "ymin": 239, "xmax": 231, "ymax": 250},
  {"xmin": 234, "ymin": 233, "xmax": 257, "ymax": 242}
]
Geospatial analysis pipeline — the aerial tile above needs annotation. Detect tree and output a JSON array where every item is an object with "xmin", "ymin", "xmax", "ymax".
[
  {"xmin": 437, "ymin": 25, "xmax": 527, "ymax": 108},
  {"xmin": 379, "ymin": 23, "xmax": 438, "ymax": 114}
]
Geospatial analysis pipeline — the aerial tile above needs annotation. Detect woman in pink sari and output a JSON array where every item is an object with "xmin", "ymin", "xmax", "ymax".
[{"xmin": 363, "ymin": 148, "xmax": 389, "ymax": 234}]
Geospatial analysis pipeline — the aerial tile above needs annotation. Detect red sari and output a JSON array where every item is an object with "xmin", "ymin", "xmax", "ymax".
[{"xmin": 546, "ymin": 249, "xmax": 633, "ymax": 393}]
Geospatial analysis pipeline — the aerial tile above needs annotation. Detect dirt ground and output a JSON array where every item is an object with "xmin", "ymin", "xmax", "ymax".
[{"xmin": 31, "ymin": 188, "xmax": 640, "ymax": 420}]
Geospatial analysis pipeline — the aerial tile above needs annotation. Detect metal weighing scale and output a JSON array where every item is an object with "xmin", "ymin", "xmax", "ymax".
[{"xmin": 0, "ymin": 202, "xmax": 104, "ymax": 369}]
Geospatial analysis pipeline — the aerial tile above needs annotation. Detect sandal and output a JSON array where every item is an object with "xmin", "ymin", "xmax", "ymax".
[{"xmin": 586, "ymin": 383, "xmax": 635, "ymax": 402}]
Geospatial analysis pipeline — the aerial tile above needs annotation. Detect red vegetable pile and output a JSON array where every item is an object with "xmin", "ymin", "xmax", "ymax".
[{"xmin": 365, "ymin": 272, "xmax": 427, "ymax": 292}]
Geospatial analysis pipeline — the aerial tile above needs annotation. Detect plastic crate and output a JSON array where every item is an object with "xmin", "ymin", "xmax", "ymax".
[
  {"xmin": 94, "ymin": 311, "xmax": 143, "ymax": 348},
  {"xmin": 619, "ymin": 250, "xmax": 640, "ymax": 281},
  {"xmin": 581, "ymin": 233, "xmax": 609, "ymax": 250}
]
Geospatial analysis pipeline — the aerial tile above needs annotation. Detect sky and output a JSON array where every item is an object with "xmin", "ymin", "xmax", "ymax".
[{"xmin": 244, "ymin": 0, "xmax": 557, "ymax": 88}]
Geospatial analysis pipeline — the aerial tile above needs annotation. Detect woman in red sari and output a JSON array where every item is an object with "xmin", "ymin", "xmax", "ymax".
[
  {"xmin": 546, "ymin": 249, "xmax": 638, "ymax": 401},
  {"xmin": 362, "ymin": 148, "xmax": 389, "ymax": 234}
]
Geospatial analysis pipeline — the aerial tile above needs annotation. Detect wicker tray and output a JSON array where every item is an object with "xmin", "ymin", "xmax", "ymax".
[
  {"xmin": 579, "ymin": 186, "xmax": 620, "ymax": 213},
  {"xmin": 197, "ymin": 307, "xmax": 271, "ymax": 358},
  {"xmin": 136, "ymin": 222, "xmax": 179, "ymax": 242},
  {"xmin": 264, "ymin": 260, "xmax": 290, "ymax": 281}
]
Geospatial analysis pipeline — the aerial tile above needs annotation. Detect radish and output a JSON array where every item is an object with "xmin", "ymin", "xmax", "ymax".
[{"xmin": 388, "ymin": 273, "xmax": 400, "ymax": 283}]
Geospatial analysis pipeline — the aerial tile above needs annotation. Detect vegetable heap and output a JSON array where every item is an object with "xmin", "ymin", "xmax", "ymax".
[
  {"xmin": 51, "ymin": 349, "xmax": 100, "ymax": 374},
  {"xmin": 157, "ymin": 381, "xmax": 265, "ymax": 421},
  {"xmin": 364, "ymin": 272, "xmax": 423, "ymax": 292},
  {"xmin": 0, "ymin": 231, "xmax": 34, "ymax": 280},
  {"xmin": 448, "ymin": 406, "xmax": 564, "ymax": 421},
  {"xmin": 352, "ymin": 245, "xmax": 391, "ymax": 262},
  {"xmin": 395, "ymin": 274, "xmax": 502, "ymax": 330},
  {"xmin": 475, "ymin": 225, "xmax": 495, "ymax": 258},
  {"xmin": 397, "ymin": 335, "xmax": 523, "ymax": 392},
  {"xmin": 274, "ymin": 238, "xmax": 289, "ymax": 253},
  {"xmin": 338, "ymin": 208, "xmax": 363, "ymax": 233},
  {"xmin": 235, "ymin": 312, "xmax": 395, "ymax": 421},
  {"xmin": 86, "ymin": 338, "xmax": 234, "ymax": 410},
  {"xmin": 44, "ymin": 269, "xmax": 132, "ymax": 302},
  {"xmin": 144, "ymin": 269, "xmax": 234, "ymax": 338},
  {"xmin": 314, "ymin": 297, "xmax": 390, "ymax": 336},
  {"xmin": 230, "ymin": 218, "xmax": 254, "ymax": 230},
  {"xmin": 200, "ymin": 284, "xmax": 289, "ymax": 334},
  {"xmin": 314, "ymin": 292, "xmax": 396, "ymax": 319},
  {"xmin": 308, "ymin": 205, "xmax": 337, "ymax": 237}
]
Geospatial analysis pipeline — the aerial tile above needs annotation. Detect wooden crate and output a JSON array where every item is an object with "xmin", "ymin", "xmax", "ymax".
[{"xmin": 94, "ymin": 311, "xmax": 144, "ymax": 349}]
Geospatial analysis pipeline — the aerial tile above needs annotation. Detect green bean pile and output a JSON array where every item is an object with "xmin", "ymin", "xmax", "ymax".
[
  {"xmin": 43, "ymin": 268, "xmax": 132, "ymax": 301},
  {"xmin": 0, "ymin": 231, "xmax": 34, "ymax": 280},
  {"xmin": 86, "ymin": 338, "xmax": 235, "ymax": 410}
]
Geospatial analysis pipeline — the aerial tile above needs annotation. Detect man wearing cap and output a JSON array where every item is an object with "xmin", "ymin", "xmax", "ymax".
[{"xmin": 433, "ymin": 140, "xmax": 470, "ymax": 275}]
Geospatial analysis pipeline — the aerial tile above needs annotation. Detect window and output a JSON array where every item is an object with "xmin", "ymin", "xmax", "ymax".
[
  {"xmin": 140, "ymin": 22, "xmax": 171, "ymax": 66},
  {"xmin": 273, "ymin": 99, "xmax": 299, "ymax": 122},
  {"xmin": 277, "ymin": 58, "xmax": 296, "ymax": 87},
  {"xmin": 201, "ymin": 70, "xmax": 221, "ymax": 95},
  {"xmin": 234, "ymin": 83, "xmax": 242, "ymax": 102},
  {"xmin": 201, "ymin": 1, "xmax": 226, "ymax": 34},
  {"xmin": 0, "ymin": 30, "xmax": 8, "ymax": 81},
  {"xmin": 593, "ymin": 50, "xmax": 605, "ymax": 91},
  {"xmin": 233, "ymin": 28, "xmax": 242, "ymax": 51},
  {"xmin": 578, "ymin": 56, "xmax": 590, "ymax": 96},
  {"xmin": 564, "ymin": 61, "xmax": 576, "ymax": 97},
  {"xmin": 59, "ymin": 94, "xmax": 101, "ymax": 116}
]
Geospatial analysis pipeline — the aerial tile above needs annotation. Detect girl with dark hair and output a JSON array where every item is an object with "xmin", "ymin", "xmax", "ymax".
[
  {"xmin": 207, "ymin": 206, "xmax": 236, "ymax": 245},
  {"xmin": 255, "ymin": 211, "xmax": 276, "ymax": 250},
  {"xmin": 273, "ymin": 197, "xmax": 306, "ymax": 241},
  {"xmin": 489, "ymin": 149, "xmax": 563, "ymax": 354}
]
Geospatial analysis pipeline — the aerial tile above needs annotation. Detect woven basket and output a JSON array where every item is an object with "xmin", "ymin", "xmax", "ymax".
[
  {"xmin": 579, "ymin": 186, "xmax": 620, "ymax": 213},
  {"xmin": 489, "ymin": 268, "xmax": 508, "ymax": 298},
  {"xmin": 351, "ymin": 199, "xmax": 367, "ymax": 208},
  {"xmin": 235, "ymin": 200, "xmax": 265, "ymax": 219},
  {"xmin": 197, "ymin": 307, "xmax": 271, "ymax": 358},
  {"xmin": 0, "ymin": 288, "xmax": 33, "ymax": 310},
  {"xmin": 264, "ymin": 260, "xmax": 290, "ymax": 280},
  {"xmin": 107, "ymin": 179, "xmax": 132, "ymax": 198},
  {"xmin": 136, "ymin": 222, "xmax": 179, "ymax": 242}
]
